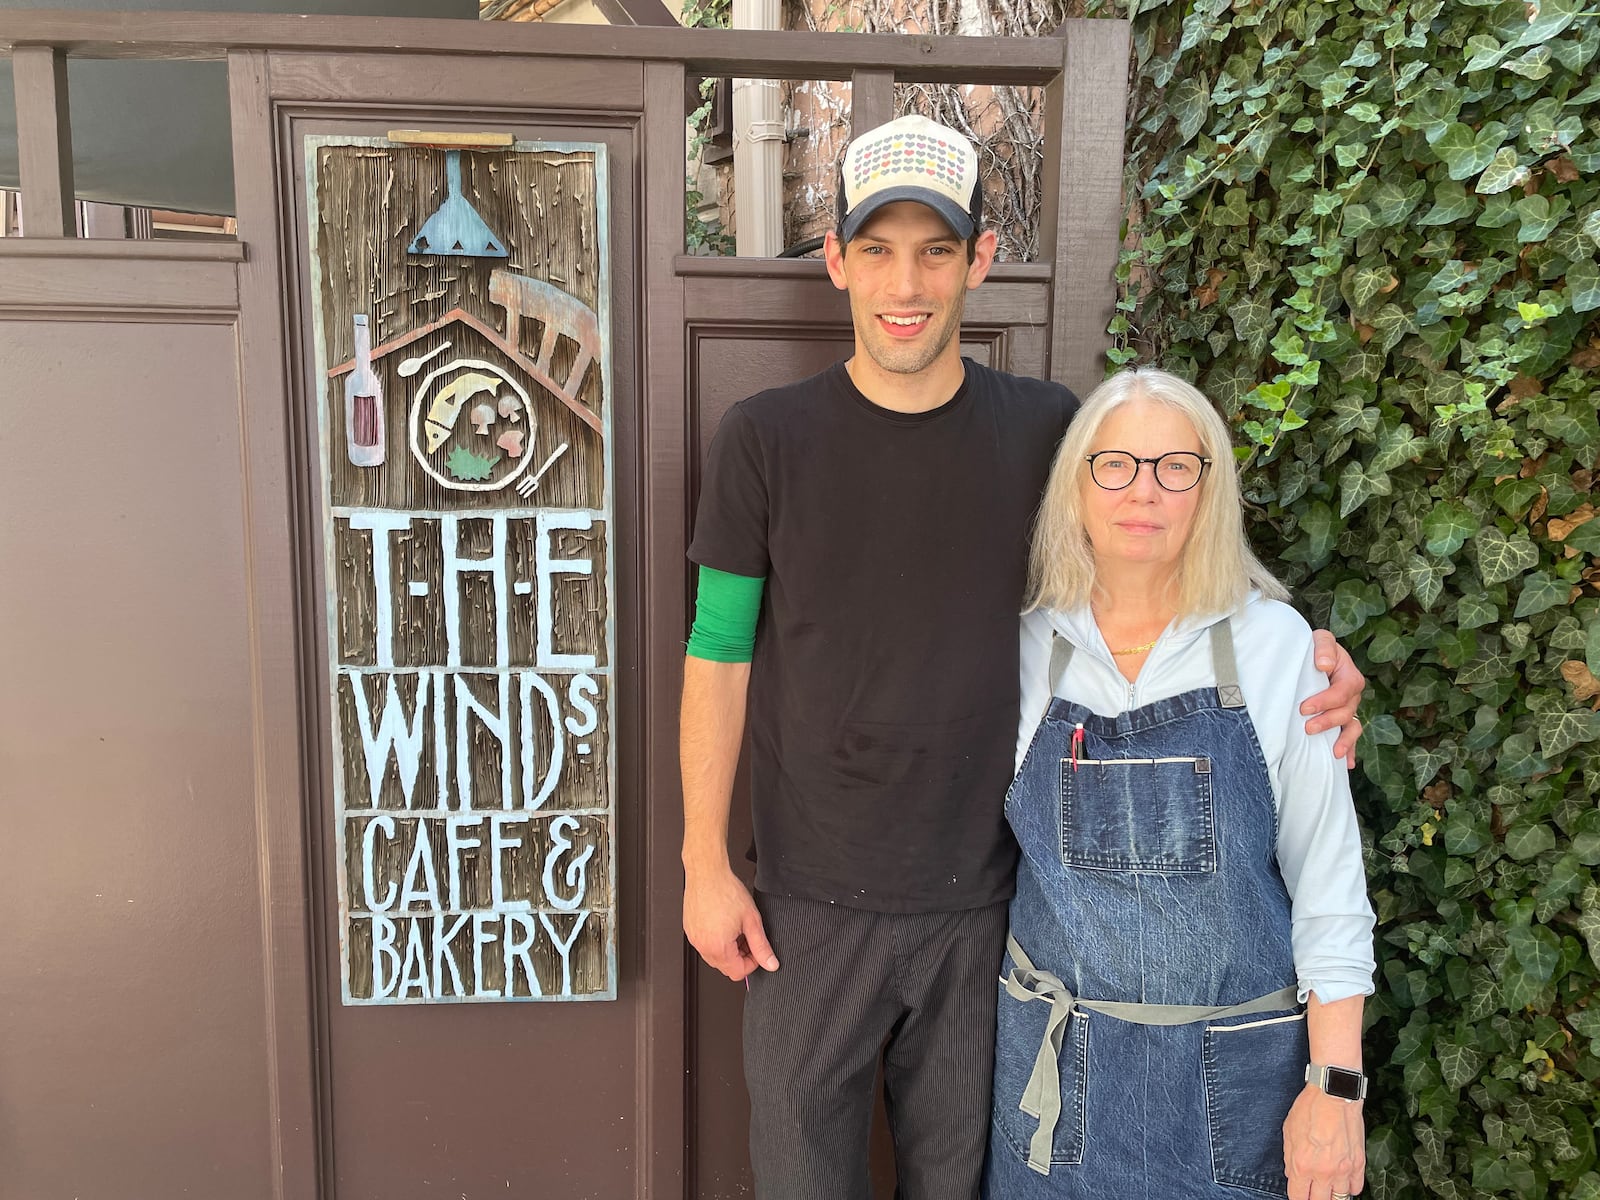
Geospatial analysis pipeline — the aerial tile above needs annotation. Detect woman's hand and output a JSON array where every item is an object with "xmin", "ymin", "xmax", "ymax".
[{"xmin": 1283, "ymin": 1084, "xmax": 1365, "ymax": 1200}]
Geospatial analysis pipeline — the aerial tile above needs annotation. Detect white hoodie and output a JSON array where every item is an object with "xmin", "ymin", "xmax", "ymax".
[{"xmin": 1016, "ymin": 593, "xmax": 1377, "ymax": 1005}]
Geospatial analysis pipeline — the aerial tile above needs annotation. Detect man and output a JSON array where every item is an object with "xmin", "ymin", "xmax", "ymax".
[{"xmin": 680, "ymin": 114, "xmax": 1363, "ymax": 1200}]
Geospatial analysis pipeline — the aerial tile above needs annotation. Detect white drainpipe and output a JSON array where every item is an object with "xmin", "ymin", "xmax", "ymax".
[{"xmin": 732, "ymin": 0, "xmax": 784, "ymax": 256}]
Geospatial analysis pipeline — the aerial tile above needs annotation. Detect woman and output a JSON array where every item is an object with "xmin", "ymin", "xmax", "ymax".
[{"xmin": 983, "ymin": 368, "xmax": 1376, "ymax": 1200}]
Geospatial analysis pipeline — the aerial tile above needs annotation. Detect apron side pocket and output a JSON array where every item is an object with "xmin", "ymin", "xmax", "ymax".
[
  {"xmin": 992, "ymin": 978, "xmax": 1090, "ymax": 1169},
  {"xmin": 1202, "ymin": 1010, "xmax": 1307, "ymax": 1197}
]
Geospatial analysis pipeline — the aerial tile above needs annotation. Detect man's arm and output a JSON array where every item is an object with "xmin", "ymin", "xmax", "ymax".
[
  {"xmin": 681, "ymin": 655, "xmax": 778, "ymax": 981},
  {"xmin": 1304, "ymin": 630, "xmax": 1367, "ymax": 767}
]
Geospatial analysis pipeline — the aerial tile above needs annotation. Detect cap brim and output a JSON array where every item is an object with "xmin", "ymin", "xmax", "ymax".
[{"xmin": 840, "ymin": 186, "xmax": 975, "ymax": 242}]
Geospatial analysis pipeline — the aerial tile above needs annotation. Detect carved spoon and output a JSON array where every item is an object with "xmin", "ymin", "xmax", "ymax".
[{"xmin": 398, "ymin": 340, "xmax": 451, "ymax": 378}]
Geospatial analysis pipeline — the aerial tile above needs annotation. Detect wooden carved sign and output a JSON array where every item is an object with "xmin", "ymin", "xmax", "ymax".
[{"xmin": 305, "ymin": 133, "xmax": 615, "ymax": 1003}]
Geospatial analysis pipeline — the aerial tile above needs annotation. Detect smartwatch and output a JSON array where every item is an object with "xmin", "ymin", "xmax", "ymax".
[{"xmin": 1305, "ymin": 1062, "xmax": 1368, "ymax": 1101}]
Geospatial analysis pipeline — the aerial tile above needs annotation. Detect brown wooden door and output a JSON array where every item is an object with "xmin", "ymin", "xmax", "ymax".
[{"xmin": 269, "ymin": 52, "xmax": 677, "ymax": 1198}]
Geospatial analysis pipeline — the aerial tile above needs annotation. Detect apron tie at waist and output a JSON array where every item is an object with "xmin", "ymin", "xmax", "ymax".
[{"xmin": 1002, "ymin": 932, "xmax": 1299, "ymax": 1177}]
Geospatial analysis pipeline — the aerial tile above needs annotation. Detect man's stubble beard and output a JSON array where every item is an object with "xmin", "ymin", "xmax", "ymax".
[{"xmin": 856, "ymin": 289, "xmax": 968, "ymax": 377}]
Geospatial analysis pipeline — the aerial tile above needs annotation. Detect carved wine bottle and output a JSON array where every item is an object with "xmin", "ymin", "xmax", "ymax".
[{"xmin": 345, "ymin": 314, "xmax": 386, "ymax": 466}]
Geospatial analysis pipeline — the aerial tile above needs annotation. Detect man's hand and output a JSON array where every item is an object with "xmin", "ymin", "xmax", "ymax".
[
  {"xmin": 683, "ymin": 865, "xmax": 779, "ymax": 982},
  {"xmin": 1283, "ymin": 1085, "xmax": 1365, "ymax": 1200},
  {"xmin": 1303, "ymin": 629, "xmax": 1366, "ymax": 768}
]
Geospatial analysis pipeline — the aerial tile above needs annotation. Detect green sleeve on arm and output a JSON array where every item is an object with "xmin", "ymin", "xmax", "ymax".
[{"xmin": 686, "ymin": 565, "xmax": 766, "ymax": 662}]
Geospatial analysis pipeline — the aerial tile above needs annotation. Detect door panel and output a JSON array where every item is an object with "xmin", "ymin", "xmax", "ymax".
[
  {"xmin": 278, "ymin": 63, "xmax": 650, "ymax": 1196},
  {"xmin": 0, "ymin": 318, "xmax": 275, "ymax": 1199}
]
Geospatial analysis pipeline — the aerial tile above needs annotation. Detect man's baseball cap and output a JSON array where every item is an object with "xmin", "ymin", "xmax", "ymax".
[{"xmin": 837, "ymin": 114, "xmax": 982, "ymax": 243}]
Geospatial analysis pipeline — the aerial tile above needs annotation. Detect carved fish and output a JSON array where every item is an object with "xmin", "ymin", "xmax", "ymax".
[{"xmin": 424, "ymin": 371, "xmax": 501, "ymax": 453}]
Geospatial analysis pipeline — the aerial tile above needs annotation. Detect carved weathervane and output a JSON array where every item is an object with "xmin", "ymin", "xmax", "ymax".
[
  {"xmin": 308, "ymin": 130, "xmax": 615, "ymax": 1004},
  {"xmin": 408, "ymin": 149, "xmax": 508, "ymax": 258}
]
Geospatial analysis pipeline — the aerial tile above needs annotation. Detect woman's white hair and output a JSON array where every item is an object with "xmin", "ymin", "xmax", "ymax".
[{"xmin": 1027, "ymin": 367, "xmax": 1289, "ymax": 616}]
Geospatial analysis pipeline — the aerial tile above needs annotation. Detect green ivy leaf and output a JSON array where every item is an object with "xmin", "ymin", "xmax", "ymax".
[
  {"xmin": 1368, "ymin": 179, "xmax": 1426, "ymax": 228},
  {"xmin": 1461, "ymin": 966, "xmax": 1501, "ymax": 1023},
  {"xmin": 1407, "ymin": 554, "xmax": 1454, "ymax": 610},
  {"xmin": 1372, "ymin": 423, "xmax": 1429, "ymax": 472},
  {"xmin": 1339, "ymin": 457, "xmax": 1394, "ymax": 518},
  {"xmin": 1577, "ymin": 888, "xmax": 1600, "ymax": 970},
  {"xmin": 1417, "ymin": 181, "xmax": 1479, "ymax": 226},
  {"xmin": 1428, "ymin": 260, "xmax": 1478, "ymax": 293},
  {"xmin": 1507, "ymin": 923, "xmax": 1562, "ymax": 982},
  {"xmin": 1462, "ymin": 33, "xmax": 1509, "ymax": 70},
  {"xmin": 1424, "ymin": 502, "xmax": 1478, "ymax": 556},
  {"xmin": 1515, "ymin": 194, "xmax": 1568, "ymax": 242},
  {"xmin": 1228, "ymin": 294, "xmax": 1274, "ymax": 355},
  {"xmin": 1476, "ymin": 146, "xmax": 1530, "ymax": 195},
  {"xmin": 1499, "ymin": 730, "xmax": 1553, "ymax": 778},
  {"xmin": 1434, "ymin": 121, "xmax": 1508, "ymax": 180},
  {"xmin": 1341, "ymin": 203, "xmax": 1378, "ymax": 238},
  {"xmin": 1521, "ymin": 96, "xmax": 1585, "ymax": 153},
  {"xmin": 1436, "ymin": 1036, "xmax": 1486, "ymax": 1089},
  {"xmin": 1512, "ymin": 0, "xmax": 1583, "ymax": 47},
  {"xmin": 1365, "ymin": 713, "xmax": 1403, "ymax": 745},
  {"xmin": 1211, "ymin": 187, "xmax": 1253, "ymax": 227},
  {"xmin": 1572, "ymin": 141, "xmax": 1600, "ymax": 173},
  {"xmin": 1583, "ymin": 209, "xmax": 1600, "ymax": 251},
  {"xmin": 1569, "ymin": 260, "xmax": 1600, "ymax": 314},
  {"xmin": 1349, "ymin": 263, "xmax": 1397, "ymax": 309},
  {"xmin": 1410, "ymin": 745, "xmax": 1451, "ymax": 789},
  {"xmin": 1369, "ymin": 620, "xmax": 1411, "ymax": 664},
  {"xmin": 1368, "ymin": 304, "xmax": 1415, "ymax": 355},
  {"xmin": 1495, "ymin": 478, "xmax": 1543, "ymax": 518},
  {"xmin": 1170, "ymin": 76, "xmax": 1211, "ymax": 143},
  {"xmin": 1292, "ymin": 501, "xmax": 1338, "ymax": 566},
  {"xmin": 1576, "ymin": 812, "xmax": 1600, "ymax": 865},
  {"xmin": 1539, "ymin": 708, "xmax": 1600, "ymax": 759},
  {"xmin": 1514, "ymin": 571, "xmax": 1570, "ymax": 618},
  {"xmin": 1504, "ymin": 44, "xmax": 1555, "ymax": 78},
  {"xmin": 1457, "ymin": 635, "xmax": 1515, "ymax": 685},
  {"xmin": 1475, "ymin": 526, "xmax": 1541, "ymax": 585},
  {"xmin": 1331, "ymin": 578, "xmax": 1388, "ymax": 636},
  {"xmin": 1506, "ymin": 822, "xmax": 1560, "ymax": 864},
  {"xmin": 1456, "ymin": 592, "xmax": 1500, "ymax": 630}
]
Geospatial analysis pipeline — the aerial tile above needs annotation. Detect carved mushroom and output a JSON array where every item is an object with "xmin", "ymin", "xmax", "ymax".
[
  {"xmin": 470, "ymin": 403, "xmax": 497, "ymax": 436},
  {"xmin": 496, "ymin": 428, "xmax": 526, "ymax": 458},
  {"xmin": 498, "ymin": 394, "xmax": 524, "ymax": 423}
]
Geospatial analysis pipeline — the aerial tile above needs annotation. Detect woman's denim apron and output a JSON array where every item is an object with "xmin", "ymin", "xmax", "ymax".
[{"xmin": 982, "ymin": 619, "xmax": 1307, "ymax": 1199}]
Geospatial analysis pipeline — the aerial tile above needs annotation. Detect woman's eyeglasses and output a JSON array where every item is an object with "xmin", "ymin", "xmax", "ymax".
[{"xmin": 1085, "ymin": 451, "xmax": 1211, "ymax": 493}]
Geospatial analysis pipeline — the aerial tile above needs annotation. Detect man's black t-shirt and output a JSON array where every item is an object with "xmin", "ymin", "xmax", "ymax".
[{"xmin": 689, "ymin": 359, "xmax": 1078, "ymax": 912}]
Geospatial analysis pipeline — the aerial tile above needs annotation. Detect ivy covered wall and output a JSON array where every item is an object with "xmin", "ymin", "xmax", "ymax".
[{"xmin": 1116, "ymin": 0, "xmax": 1600, "ymax": 1195}]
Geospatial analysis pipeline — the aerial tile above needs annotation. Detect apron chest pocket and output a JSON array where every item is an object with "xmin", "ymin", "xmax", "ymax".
[{"xmin": 1059, "ymin": 756, "xmax": 1216, "ymax": 874}]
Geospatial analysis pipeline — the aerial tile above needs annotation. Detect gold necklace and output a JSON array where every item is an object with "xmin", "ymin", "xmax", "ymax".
[{"xmin": 1111, "ymin": 637, "xmax": 1160, "ymax": 657}]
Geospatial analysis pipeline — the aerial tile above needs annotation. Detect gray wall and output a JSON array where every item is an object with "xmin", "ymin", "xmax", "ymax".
[{"xmin": 0, "ymin": 0, "xmax": 477, "ymax": 213}]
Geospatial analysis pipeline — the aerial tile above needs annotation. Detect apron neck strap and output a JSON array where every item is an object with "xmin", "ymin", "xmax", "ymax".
[{"xmin": 1209, "ymin": 619, "xmax": 1245, "ymax": 708}]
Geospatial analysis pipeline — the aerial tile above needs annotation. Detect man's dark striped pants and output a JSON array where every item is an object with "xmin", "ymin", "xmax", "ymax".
[{"xmin": 743, "ymin": 892, "xmax": 1009, "ymax": 1200}]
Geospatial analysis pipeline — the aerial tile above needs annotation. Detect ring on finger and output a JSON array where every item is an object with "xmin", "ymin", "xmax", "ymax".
[{"xmin": 1333, "ymin": 1192, "xmax": 1351, "ymax": 1200}]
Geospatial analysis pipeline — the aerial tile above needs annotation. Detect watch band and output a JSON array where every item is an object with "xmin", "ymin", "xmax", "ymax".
[{"xmin": 1305, "ymin": 1062, "xmax": 1368, "ymax": 1101}]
